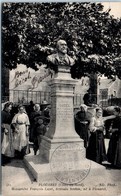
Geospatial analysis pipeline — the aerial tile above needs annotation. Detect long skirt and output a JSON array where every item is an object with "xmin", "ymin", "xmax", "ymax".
[
  {"xmin": 13, "ymin": 124, "xmax": 28, "ymax": 151},
  {"xmin": 86, "ymin": 130, "xmax": 107, "ymax": 164},
  {"xmin": 107, "ymin": 133, "xmax": 121, "ymax": 168},
  {"xmin": 1, "ymin": 124, "xmax": 15, "ymax": 158}
]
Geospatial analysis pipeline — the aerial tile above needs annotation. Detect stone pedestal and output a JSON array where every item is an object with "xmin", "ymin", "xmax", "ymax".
[
  {"xmin": 24, "ymin": 71, "xmax": 106, "ymax": 183},
  {"xmin": 39, "ymin": 72, "xmax": 83, "ymax": 162}
]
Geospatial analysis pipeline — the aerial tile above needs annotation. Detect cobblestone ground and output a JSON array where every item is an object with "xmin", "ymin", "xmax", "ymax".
[{"xmin": 2, "ymin": 139, "xmax": 121, "ymax": 196}]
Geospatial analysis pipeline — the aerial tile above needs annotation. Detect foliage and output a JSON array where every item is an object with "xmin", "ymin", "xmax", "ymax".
[{"xmin": 2, "ymin": 2, "xmax": 121, "ymax": 79}]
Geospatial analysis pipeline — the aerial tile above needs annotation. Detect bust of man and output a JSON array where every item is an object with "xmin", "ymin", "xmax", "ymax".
[{"xmin": 47, "ymin": 40, "xmax": 75, "ymax": 73}]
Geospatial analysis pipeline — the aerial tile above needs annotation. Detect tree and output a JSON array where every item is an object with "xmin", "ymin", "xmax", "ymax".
[{"xmin": 2, "ymin": 2, "xmax": 121, "ymax": 80}]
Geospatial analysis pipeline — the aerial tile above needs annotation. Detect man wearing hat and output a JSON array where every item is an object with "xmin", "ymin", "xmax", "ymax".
[
  {"xmin": 32, "ymin": 100, "xmax": 50, "ymax": 154},
  {"xmin": 30, "ymin": 101, "xmax": 50, "ymax": 155}
]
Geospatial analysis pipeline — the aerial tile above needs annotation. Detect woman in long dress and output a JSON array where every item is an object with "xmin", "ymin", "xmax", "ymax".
[
  {"xmin": 12, "ymin": 105, "xmax": 30, "ymax": 159},
  {"xmin": 107, "ymin": 106, "xmax": 121, "ymax": 168},
  {"xmin": 86, "ymin": 107, "xmax": 115, "ymax": 164},
  {"xmin": 1, "ymin": 102, "xmax": 14, "ymax": 165}
]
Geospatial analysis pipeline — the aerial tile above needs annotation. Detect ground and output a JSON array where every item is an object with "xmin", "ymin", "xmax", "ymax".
[{"xmin": 1, "ymin": 139, "xmax": 121, "ymax": 196}]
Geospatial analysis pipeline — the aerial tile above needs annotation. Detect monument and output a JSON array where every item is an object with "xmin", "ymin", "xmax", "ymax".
[
  {"xmin": 38, "ymin": 39, "xmax": 84, "ymax": 162},
  {"xmin": 24, "ymin": 40, "xmax": 105, "ymax": 183}
]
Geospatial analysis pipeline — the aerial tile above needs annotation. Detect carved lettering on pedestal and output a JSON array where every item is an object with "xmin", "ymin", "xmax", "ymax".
[{"xmin": 57, "ymin": 101, "xmax": 73, "ymax": 122}]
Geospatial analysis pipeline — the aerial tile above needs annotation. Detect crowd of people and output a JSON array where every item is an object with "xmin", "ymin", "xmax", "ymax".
[
  {"xmin": 75, "ymin": 105, "xmax": 121, "ymax": 169},
  {"xmin": 1, "ymin": 100, "xmax": 50, "ymax": 166},
  {"xmin": 1, "ymin": 100, "xmax": 121, "ymax": 169}
]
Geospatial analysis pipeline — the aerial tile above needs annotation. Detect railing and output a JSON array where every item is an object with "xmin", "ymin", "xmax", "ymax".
[
  {"xmin": 2, "ymin": 90, "xmax": 121, "ymax": 108},
  {"xmin": 9, "ymin": 90, "xmax": 51, "ymax": 105}
]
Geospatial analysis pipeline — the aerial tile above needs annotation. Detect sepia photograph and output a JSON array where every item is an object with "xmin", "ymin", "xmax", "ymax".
[{"xmin": 1, "ymin": 1, "xmax": 121, "ymax": 196}]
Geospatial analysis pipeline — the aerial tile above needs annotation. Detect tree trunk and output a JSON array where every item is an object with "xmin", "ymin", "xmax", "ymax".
[{"xmin": 89, "ymin": 73, "xmax": 98, "ymax": 105}]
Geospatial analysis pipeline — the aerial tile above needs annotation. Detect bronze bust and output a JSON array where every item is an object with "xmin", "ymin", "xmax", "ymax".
[{"xmin": 47, "ymin": 40, "xmax": 75, "ymax": 73}]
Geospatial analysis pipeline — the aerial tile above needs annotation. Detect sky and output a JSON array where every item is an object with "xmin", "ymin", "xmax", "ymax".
[{"xmin": 102, "ymin": 2, "xmax": 121, "ymax": 18}]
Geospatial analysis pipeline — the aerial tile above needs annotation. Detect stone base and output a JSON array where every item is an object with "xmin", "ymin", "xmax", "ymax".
[
  {"xmin": 24, "ymin": 155, "xmax": 106, "ymax": 184},
  {"xmin": 39, "ymin": 136, "xmax": 84, "ymax": 162},
  {"xmin": 24, "ymin": 142, "xmax": 106, "ymax": 184},
  {"xmin": 24, "ymin": 155, "xmax": 55, "ymax": 182}
]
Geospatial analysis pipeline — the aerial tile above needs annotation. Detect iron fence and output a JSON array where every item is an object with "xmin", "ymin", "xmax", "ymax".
[
  {"xmin": 9, "ymin": 90, "xmax": 51, "ymax": 105},
  {"xmin": 2, "ymin": 90, "xmax": 121, "ymax": 108}
]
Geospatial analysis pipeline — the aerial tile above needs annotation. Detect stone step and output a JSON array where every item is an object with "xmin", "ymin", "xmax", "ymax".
[{"xmin": 24, "ymin": 155, "xmax": 106, "ymax": 184}]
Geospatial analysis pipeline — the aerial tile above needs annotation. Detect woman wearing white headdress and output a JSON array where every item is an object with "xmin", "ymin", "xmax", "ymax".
[{"xmin": 86, "ymin": 107, "xmax": 115, "ymax": 164}]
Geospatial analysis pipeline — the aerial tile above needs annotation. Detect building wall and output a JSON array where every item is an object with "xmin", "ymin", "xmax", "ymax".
[
  {"xmin": 108, "ymin": 78, "xmax": 121, "ymax": 98},
  {"xmin": 3, "ymin": 64, "xmax": 121, "ymax": 105}
]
